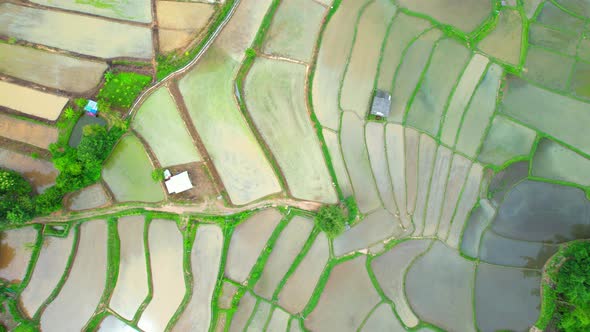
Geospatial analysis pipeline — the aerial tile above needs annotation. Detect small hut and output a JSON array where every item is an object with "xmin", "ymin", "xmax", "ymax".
[
  {"xmin": 370, "ymin": 90, "xmax": 391, "ymax": 118},
  {"xmin": 165, "ymin": 171, "xmax": 193, "ymax": 194},
  {"xmin": 84, "ymin": 100, "xmax": 98, "ymax": 117}
]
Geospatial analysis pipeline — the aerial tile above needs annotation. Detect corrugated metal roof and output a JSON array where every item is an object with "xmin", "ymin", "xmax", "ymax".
[
  {"xmin": 165, "ymin": 171, "xmax": 193, "ymax": 194},
  {"xmin": 370, "ymin": 90, "xmax": 391, "ymax": 117}
]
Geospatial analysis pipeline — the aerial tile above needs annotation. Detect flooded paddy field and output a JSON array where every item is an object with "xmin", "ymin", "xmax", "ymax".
[
  {"xmin": 0, "ymin": 43, "xmax": 107, "ymax": 94},
  {"xmin": 245, "ymin": 58, "xmax": 336, "ymax": 203},
  {"xmin": 173, "ymin": 224, "xmax": 223, "ymax": 331},
  {"xmin": 0, "ymin": 0, "xmax": 589, "ymax": 331},
  {"xmin": 262, "ymin": 0, "xmax": 326, "ymax": 62},
  {"xmin": 109, "ymin": 216, "xmax": 149, "ymax": 321},
  {"xmin": 40, "ymin": 220, "xmax": 108, "ymax": 332},
  {"xmin": 102, "ymin": 134, "xmax": 164, "ymax": 203},
  {"xmin": 19, "ymin": 232, "xmax": 74, "ymax": 317},
  {"xmin": 178, "ymin": 0, "xmax": 280, "ymax": 205},
  {"xmin": 0, "ymin": 3, "xmax": 153, "ymax": 59},
  {"xmin": 0, "ymin": 226, "xmax": 38, "ymax": 284},
  {"xmin": 137, "ymin": 219, "xmax": 186, "ymax": 332},
  {"xmin": 66, "ymin": 183, "xmax": 110, "ymax": 211},
  {"xmin": 132, "ymin": 86, "xmax": 201, "ymax": 168},
  {"xmin": 30, "ymin": 0, "xmax": 152, "ymax": 23}
]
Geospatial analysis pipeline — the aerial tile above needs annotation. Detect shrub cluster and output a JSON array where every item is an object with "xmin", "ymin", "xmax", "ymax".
[
  {"xmin": 314, "ymin": 197, "xmax": 359, "ymax": 238},
  {"xmin": 553, "ymin": 241, "xmax": 590, "ymax": 331}
]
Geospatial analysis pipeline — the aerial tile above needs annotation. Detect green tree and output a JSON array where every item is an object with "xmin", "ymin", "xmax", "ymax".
[
  {"xmin": 152, "ymin": 169, "xmax": 164, "ymax": 182},
  {"xmin": 314, "ymin": 204, "xmax": 347, "ymax": 238},
  {"xmin": 0, "ymin": 169, "xmax": 35, "ymax": 224},
  {"xmin": 552, "ymin": 242, "xmax": 590, "ymax": 331}
]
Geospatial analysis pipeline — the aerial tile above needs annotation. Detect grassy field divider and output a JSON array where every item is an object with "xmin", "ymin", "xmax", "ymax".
[
  {"xmin": 300, "ymin": 252, "xmax": 363, "ymax": 318},
  {"xmin": 82, "ymin": 217, "xmax": 120, "ymax": 331},
  {"xmin": 271, "ymin": 228, "xmax": 320, "ymax": 301},
  {"xmin": 244, "ymin": 214, "xmax": 292, "ymax": 291},
  {"xmin": 14, "ymin": 224, "xmax": 44, "ymax": 294},
  {"xmin": 132, "ymin": 217, "xmax": 153, "ymax": 325},
  {"xmin": 165, "ymin": 219, "xmax": 197, "ymax": 331},
  {"xmin": 209, "ymin": 220, "xmax": 236, "ymax": 332}
]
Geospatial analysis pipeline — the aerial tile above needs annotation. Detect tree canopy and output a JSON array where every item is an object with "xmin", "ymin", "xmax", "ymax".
[{"xmin": 554, "ymin": 241, "xmax": 590, "ymax": 331}]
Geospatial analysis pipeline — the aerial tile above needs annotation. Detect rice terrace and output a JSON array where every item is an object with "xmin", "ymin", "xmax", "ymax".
[{"xmin": 1, "ymin": 0, "xmax": 590, "ymax": 331}]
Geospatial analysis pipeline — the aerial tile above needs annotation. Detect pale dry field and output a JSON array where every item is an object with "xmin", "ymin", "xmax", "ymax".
[
  {"xmin": 0, "ymin": 81, "xmax": 68, "ymax": 121},
  {"xmin": 0, "ymin": 113, "xmax": 58, "ymax": 150}
]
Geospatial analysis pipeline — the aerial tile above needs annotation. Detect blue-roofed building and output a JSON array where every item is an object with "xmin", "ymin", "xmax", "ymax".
[{"xmin": 84, "ymin": 100, "xmax": 98, "ymax": 117}]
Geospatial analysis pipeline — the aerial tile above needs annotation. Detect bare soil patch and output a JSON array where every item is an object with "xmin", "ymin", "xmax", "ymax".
[{"xmin": 0, "ymin": 113, "xmax": 58, "ymax": 150}]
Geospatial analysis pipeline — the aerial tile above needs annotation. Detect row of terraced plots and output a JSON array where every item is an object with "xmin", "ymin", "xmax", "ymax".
[
  {"xmin": 102, "ymin": 0, "xmax": 338, "ymax": 208},
  {"xmin": 2, "ymin": 0, "xmax": 590, "ymax": 331},
  {"xmin": 0, "ymin": 0, "xmax": 221, "ymax": 211}
]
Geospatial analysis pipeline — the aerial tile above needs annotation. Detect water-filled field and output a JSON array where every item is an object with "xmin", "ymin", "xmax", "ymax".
[
  {"xmin": 102, "ymin": 135, "xmax": 164, "ymax": 203},
  {"xmin": 0, "ymin": 43, "xmax": 107, "ymax": 94},
  {"xmin": 0, "ymin": 3, "xmax": 153, "ymax": 59},
  {"xmin": 132, "ymin": 87, "xmax": 201, "ymax": 167},
  {"xmin": 1, "ymin": 0, "xmax": 589, "ymax": 331}
]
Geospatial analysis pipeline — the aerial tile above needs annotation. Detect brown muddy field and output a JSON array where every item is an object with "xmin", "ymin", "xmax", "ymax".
[
  {"xmin": 0, "ymin": 114, "xmax": 58, "ymax": 150},
  {"xmin": 0, "ymin": 80, "xmax": 68, "ymax": 121}
]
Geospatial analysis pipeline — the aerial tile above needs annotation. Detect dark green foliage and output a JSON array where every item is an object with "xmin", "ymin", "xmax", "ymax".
[
  {"xmin": 97, "ymin": 71, "xmax": 151, "ymax": 109},
  {"xmin": 245, "ymin": 48, "xmax": 256, "ymax": 58},
  {"xmin": 51, "ymin": 125, "xmax": 123, "ymax": 194},
  {"xmin": 554, "ymin": 242, "xmax": 590, "ymax": 331},
  {"xmin": 33, "ymin": 124, "xmax": 125, "ymax": 216},
  {"xmin": 151, "ymin": 169, "xmax": 164, "ymax": 182},
  {"xmin": 13, "ymin": 323, "xmax": 38, "ymax": 332},
  {"xmin": 314, "ymin": 204, "xmax": 347, "ymax": 238},
  {"xmin": 34, "ymin": 186, "xmax": 65, "ymax": 216},
  {"xmin": 0, "ymin": 169, "xmax": 35, "ymax": 224},
  {"xmin": 344, "ymin": 196, "xmax": 359, "ymax": 224},
  {"xmin": 74, "ymin": 98, "xmax": 87, "ymax": 109},
  {"xmin": 30, "ymin": 152, "xmax": 39, "ymax": 160}
]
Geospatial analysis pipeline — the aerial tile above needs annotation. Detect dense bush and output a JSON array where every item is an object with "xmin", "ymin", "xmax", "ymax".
[
  {"xmin": 97, "ymin": 71, "xmax": 151, "ymax": 109},
  {"xmin": 314, "ymin": 204, "xmax": 347, "ymax": 238},
  {"xmin": 51, "ymin": 124, "xmax": 123, "ymax": 192},
  {"xmin": 0, "ymin": 169, "xmax": 35, "ymax": 224},
  {"xmin": 554, "ymin": 241, "xmax": 590, "ymax": 331}
]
